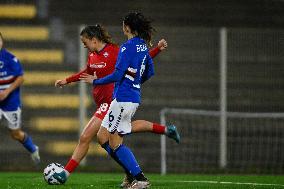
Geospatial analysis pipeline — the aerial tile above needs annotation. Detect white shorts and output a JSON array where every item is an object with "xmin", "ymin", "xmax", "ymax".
[
  {"xmin": 0, "ymin": 108, "xmax": 21, "ymax": 130},
  {"xmin": 102, "ymin": 99, "xmax": 139, "ymax": 135}
]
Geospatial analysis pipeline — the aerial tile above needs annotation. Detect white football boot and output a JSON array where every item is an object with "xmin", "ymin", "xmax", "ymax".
[{"xmin": 31, "ymin": 146, "xmax": 40, "ymax": 165}]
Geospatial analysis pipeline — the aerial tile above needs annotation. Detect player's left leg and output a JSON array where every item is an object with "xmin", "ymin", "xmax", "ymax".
[
  {"xmin": 102, "ymin": 100, "xmax": 150, "ymax": 188},
  {"xmin": 5, "ymin": 108, "xmax": 40, "ymax": 164},
  {"xmin": 131, "ymin": 120, "xmax": 181, "ymax": 143},
  {"xmin": 98, "ymin": 125, "xmax": 136, "ymax": 187},
  {"xmin": 9, "ymin": 129, "xmax": 40, "ymax": 164},
  {"xmin": 109, "ymin": 132, "xmax": 150, "ymax": 189}
]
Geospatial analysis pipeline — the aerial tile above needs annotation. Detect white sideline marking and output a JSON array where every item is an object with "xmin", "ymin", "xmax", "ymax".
[
  {"xmin": 95, "ymin": 178, "xmax": 284, "ymax": 188},
  {"xmin": 175, "ymin": 180, "xmax": 284, "ymax": 187}
]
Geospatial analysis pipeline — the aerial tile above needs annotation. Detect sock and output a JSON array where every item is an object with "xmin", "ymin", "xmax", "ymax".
[
  {"xmin": 101, "ymin": 142, "xmax": 131, "ymax": 176},
  {"xmin": 101, "ymin": 142, "xmax": 112, "ymax": 154},
  {"xmin": 21, "ymin": 133, "xmax": 37, "ymax": 153},
  {"xmin": 152, "ymin": 123, "xmax": 166, "ymax": 134},
  {"xmin": 113, "ymin": 144, "xmax": 142, "ymax": 177},
  {"xmin": 135, "ymin": 172, "xmax": 147, "ymax": 181},
  {"xmin": 64, "ymin": 159, "xmax": 79, "ymax": 174}
]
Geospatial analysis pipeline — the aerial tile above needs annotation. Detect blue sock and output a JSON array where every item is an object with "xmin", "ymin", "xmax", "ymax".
[
  {"xmin": 101, "ymin": 142, "xmax": 112, "ymax": 154},
  {"xmin": 101, "ymin": 142, "xmax": 131, "ymax": 175},
  {"xmin": 22, "ymin": 134, "xmax": 37, "ymax": 153},
  {"xmin": 113, "ymin": 144, "xmax": 142, "ymax": 177}
]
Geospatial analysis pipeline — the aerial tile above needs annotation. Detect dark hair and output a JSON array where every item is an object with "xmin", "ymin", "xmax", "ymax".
[
  {"xmin": 123, "ymin": 12, "xmax": 155, "ymax": 46},
  {"xmin": 80, "ymin": 24, "xmax": 115, "ymax": 44}
]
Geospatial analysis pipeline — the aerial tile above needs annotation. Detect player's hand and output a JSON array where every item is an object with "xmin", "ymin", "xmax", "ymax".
[
  {"xmin": 55, "ymin": 79, "xmax": 67, "ymax": 88},
  {"xmin": 157, "ymin": 39, "xmax": 167, "ymax": 51},
  {"xmin": 79, "ymin": 72, "xmax": 97, "ymax": 84},
  {"xmin": 0, "ymin": 90, "xmax": 10, "ymax": 101}
]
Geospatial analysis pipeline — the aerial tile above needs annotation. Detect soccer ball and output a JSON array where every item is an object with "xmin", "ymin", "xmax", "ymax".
[{"xmin": 43, "ymin": 163, "xmax": 65, "ymax": 185}]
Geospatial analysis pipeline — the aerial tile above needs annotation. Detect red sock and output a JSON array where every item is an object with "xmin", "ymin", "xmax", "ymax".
[
  {"xmin": 64, "ymin": 159, "xmax": 79, "ymax": 173},
  {"xmin": 152, "ymin": 123, "xmax": 166, "ymax": 134}
]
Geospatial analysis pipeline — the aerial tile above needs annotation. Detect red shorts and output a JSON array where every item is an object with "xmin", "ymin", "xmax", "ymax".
[{"xmin": 93, "ymin": 102, "xmax": 111, "ymax": 120}]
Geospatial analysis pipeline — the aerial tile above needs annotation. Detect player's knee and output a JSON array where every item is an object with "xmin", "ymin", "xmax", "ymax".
[
  {"xmin": 97, "ymin": 127, "xmax": 110, "ymax": 145},
  {"xmin": 79, "ymin": 133, "xmax": 92, "ymax": 144},
  {"xmin": 10, "ymin": 130, "xmax": 24, "ymax": 141},
  {"xmin": 96, "ymin": 132, "xmax": 103, "ymax": 145},
  {"xmin": 97, "ymin": 132, "xmax": 108, "ymax": 145}
]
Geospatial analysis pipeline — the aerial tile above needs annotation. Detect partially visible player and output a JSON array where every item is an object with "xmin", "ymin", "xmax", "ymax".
[
  {"xmin": 0, "ymin": 32, "xmax": 40, "ymax": 165},
  {"xmin": 80, "ymin": 12, "xmax": 163, "ymax": 189},
  {"xmin": 53, "ymin": 25, "xmax": 180, "ymax": 186}
]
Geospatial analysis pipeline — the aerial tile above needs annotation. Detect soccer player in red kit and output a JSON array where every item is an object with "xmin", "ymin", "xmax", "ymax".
[{"xmin": 54, "ymin": 24, "xmax": 180, "ymax": 186}]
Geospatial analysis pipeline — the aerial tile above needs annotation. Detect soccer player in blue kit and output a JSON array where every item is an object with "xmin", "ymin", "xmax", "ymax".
[
  {"xmin": 0, "ymin": 32, "xmax": 40, "ymax": 165},
  {"xmin": 79, "ymin": 12, "xmax": 158, "ymax": 189}
]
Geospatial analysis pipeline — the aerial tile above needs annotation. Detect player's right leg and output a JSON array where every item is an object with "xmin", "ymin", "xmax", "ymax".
[
  {"xmin": 53, "ymin": 103, "xmax": 110, "ymax": 183},
  {"xmin": 53, "ymin": 115, "xmax": 102, "ymax": 183},
  {"xmin": 64, "ymin": 102, "xmax": 109, "ymax": 171},
  {"xmin": 70, "ymin": 116, "xmax": 101, "ymax": 163}
]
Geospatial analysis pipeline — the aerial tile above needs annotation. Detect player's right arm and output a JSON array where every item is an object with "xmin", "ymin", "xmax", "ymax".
[
  {"xmin": 55, "ymin": 68, "xmax": 88, "ymax": 88},
  {"xmin": 0, "ymin": 53, "xmax": 24, "ymax": 101},
  {"xmin": 0, "ymin": 76, "xmax": 24, "ymax": 101}
]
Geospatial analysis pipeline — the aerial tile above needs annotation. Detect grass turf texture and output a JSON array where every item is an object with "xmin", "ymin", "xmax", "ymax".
[{"xmin": 0, "ymin": 172, "xmax": 283, "ymax": 189}]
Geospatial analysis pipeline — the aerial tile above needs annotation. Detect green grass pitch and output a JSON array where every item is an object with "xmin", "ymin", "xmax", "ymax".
[{"xmin": 0, "ymin": 172, "xmax": 284, "ymax": 189}]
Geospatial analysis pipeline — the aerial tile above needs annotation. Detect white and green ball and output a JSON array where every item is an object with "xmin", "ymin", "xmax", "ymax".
[{"xmin": 43, "ymin": 163, "xmax": 64, "ymax": 185}]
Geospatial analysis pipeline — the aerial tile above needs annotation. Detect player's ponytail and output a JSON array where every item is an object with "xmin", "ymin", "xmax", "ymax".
[
  {"xmin": 123, "ymin": 12, "xmax": 155, "ymax": 46},
  {"xmin": 80, "ymin": 24, "xmax": 116, "ymax": 45}
]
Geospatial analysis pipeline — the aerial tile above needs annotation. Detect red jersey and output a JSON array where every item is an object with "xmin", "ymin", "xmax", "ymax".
[
  {"xmin": 66, "ymin": 44, "xmax": 161, "ymax": 106},
  {"xmin": 66, "ymin": 43, "xmax": 119, "ymax": 105}
]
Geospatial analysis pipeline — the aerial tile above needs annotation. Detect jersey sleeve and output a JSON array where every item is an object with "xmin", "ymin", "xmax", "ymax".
[
  {"xmin": 115, "ymin": 44, "xmax": 132, "ymax": 73},
  {"xmin": 9, "ymin": 54, "xmax": 23, "ymax": 76},
  {"xmin": 66, "ymin": 68, "xmax": 87, "ymax": 83},
  {"xmin": 149, "ymin": 46, "xmax": 161, "ymax": 59},
  {"xmin": 141, "ymin": 53, "xmax": 154, "ymax": 84}
]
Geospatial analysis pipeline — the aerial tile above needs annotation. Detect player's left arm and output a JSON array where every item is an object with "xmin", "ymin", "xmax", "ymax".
[
  {"xmin": 141, "ymin": 54, "xmax": 154, "ymax": 84},
  {"xmin": 149, "ymin": 39, "xmax": 167, "ymax": 59}
]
